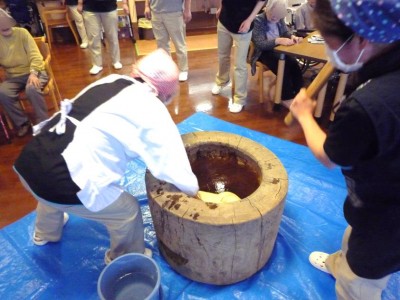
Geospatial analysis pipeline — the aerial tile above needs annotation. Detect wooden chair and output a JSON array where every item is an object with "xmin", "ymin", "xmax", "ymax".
[
  {"xmin": 247, "ymin": 42, "xmax": 276, "ymax": 104},
  {"xmin": 39, "ymin": 6, "xmax": 80, "ymax": 49},
  {"xmin": 19, "ymin": 37, "xmax": 61, "ymax": 113}
]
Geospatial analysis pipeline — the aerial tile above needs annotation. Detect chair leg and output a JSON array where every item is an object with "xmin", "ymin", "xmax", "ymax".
[
  {"xmin": 67, "ymin": 15, "xmax": 81, "ymax": 46},
  {"xmin": 258, "ymin": 67, "xmax": 264, "ymax": 104},
  {"xmin": 0, "ymin": 112, "xmax": 12, "ymax": 141},
  {"xmin": 53, "ymin": 78, "xmax": 62, "ymax": 110},
  {"xmin": 4, "ymin": 113, "xmax": 14, "ymax": 130},
  {"xmin": 46, "ymin": 25, "xmax": 53, "ymax": 49},
  {"xmin": 48, "ymin": 89, "xmax": 58, "ymax": 111}
]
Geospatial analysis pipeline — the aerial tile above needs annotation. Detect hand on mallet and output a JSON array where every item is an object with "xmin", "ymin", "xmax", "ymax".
[
  {"xmin": 289, "ymin": 89, "xmax": 316, "ymax": 124},
  {"xmin": 284, "ymin": 62, "xmax": 335, "ymax": 126}
]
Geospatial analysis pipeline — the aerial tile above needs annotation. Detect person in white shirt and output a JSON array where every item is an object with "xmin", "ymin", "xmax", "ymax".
[{"xmin": 14, "ymin": 49, "xmax": 199, "ymax": 265}]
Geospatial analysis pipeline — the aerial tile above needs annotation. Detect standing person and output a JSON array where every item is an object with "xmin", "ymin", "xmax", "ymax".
[
  {"xmin": 289, "ymin": 0, "xmax": 400, "ymax": 299},
  {"xmin": 77, "ymin": 0, "xmax": 127, "ymax": 75},
  {"xmin": 251, "ymin": 0, "xmax": 303, "ymax": 103},
  {"xmin": 14, "ymin": 49, "xmax": 199, "ymax": 265},
  {"xmin": 0, "ymin": 9, "xmax": 48, "ymax": 137},
  {"xmin": 62, "ymin": 0, "xmax": 89, "ymax": 49},
  {"xmin": 211, "ymin": 0, "xmax": 266, "ymax": 113},
  {"xmin": 144, "ymin": 0, "xmax": 191, "ymax": 82},
  {"xmin": 294, "ymin": 0, "xmax": 316, "ymax": 31}
]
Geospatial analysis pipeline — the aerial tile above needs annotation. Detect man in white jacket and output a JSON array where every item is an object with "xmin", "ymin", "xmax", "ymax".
[{"xmin": 14, "ymin": 49, "xmax": 199, "ymax": 265}]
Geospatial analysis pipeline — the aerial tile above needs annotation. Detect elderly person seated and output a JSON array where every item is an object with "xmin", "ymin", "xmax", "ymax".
[
  {"xmin": 250, "ymin": 0, "xmax": 304, "ymax": 103},
  {"xmin": 0, "ymin": 9, "xmax": 48, "ymax": 137}
]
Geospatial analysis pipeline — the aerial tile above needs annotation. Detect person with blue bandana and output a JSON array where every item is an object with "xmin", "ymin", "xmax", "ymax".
[{"xmin": 289, "ymin": 0, "xmax": 400, "ymax": 299}]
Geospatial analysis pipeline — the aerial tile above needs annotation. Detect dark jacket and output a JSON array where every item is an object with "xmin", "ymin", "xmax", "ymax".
[
  {"xmin": 324, "ymin": 42, "xmax": 400, "ymax": 279},
  {"xmin": 250, "ymin": 13, "xmax": 291, "ymax": 75}
]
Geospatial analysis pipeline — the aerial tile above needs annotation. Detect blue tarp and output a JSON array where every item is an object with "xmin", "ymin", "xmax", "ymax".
[{"xmin": 0, "ymin": 112, "xmax": 399, "ymax": 299}]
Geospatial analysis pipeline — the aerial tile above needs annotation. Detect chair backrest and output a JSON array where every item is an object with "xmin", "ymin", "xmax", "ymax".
[
  {"xmin": 34, "ymin": 37, "xmax": 61, "ymax": 109},
  {"xmin": 34, "ymin": 36, "xmax": 48, "ymax": 63},
  {"xmin": 37, "ymin": 3, "xmax": 80, "ymax": 48},
  {"xmin": 40, "ymin": 7, "xmax": 69, "ymax": 24}
]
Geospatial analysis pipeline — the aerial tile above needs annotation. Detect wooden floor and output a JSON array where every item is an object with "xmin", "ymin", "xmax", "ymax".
[{"xmin": 0, "ymin": 37, "xmax": 320, "ymax": 229}]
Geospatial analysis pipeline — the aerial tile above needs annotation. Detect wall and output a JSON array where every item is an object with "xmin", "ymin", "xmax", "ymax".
[{"xmin": 191, "ymin": 0, "xmax": 221, "ymax": 12}]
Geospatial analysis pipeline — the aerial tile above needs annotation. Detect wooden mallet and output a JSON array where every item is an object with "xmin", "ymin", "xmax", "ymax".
[{"xmin": 284, "ymin": 62, "xmax": 336, "ymax": 126}]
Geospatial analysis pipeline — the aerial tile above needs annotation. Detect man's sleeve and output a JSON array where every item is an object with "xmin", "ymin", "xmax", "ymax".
[{"xmin": 120, "ymin": 98, "xmax": 199, "ymax": 196}]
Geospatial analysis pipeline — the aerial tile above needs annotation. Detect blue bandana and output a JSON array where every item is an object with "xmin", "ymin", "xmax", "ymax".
[{"xmin": 331, "ymin": 0, "xmax": 400, "ymax": 43}]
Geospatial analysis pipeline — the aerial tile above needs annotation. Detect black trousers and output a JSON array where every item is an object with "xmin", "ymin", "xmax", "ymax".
[{"xmin": 258, "ymin": 51, "xmax": 304, "ymax": 100}]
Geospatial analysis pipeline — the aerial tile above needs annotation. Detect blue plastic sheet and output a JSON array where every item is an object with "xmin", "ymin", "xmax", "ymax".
[{"xmin": 1, "ymin": 112, "xmax": 399, "ymax": 299}]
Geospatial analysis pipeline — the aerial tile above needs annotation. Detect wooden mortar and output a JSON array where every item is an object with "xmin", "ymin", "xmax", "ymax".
[{"xmin": 145, "ymin": 131, "xmax": 288, "ymax": 285}]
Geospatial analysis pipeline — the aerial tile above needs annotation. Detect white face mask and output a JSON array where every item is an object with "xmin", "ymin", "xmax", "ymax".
[{"xmin": 325, "ymin": 35, "xmax": 365, "ymax": 73}]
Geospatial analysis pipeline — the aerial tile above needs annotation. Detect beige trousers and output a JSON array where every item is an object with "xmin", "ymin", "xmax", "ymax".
[
  {"xmin": 215, "ymin": 21, "xmax": 252, "ymax": 105},
  {"xmin": 326, "ymin": 226, "xmax": 391, "ymax": 300},
  {"xmin": 83, "ymin": 10, "xmax": 121, "ymax": 67},
  {"xmin": 67, "ymin": 5, "xmax": 88, "ymax": 44},
  {"xmin": 19, "ymin": 175, "xmax": 145, "ymax": 262},
  {"xmin": 151, "ymin": 11, "xmax": 188, "ymax": 72}
]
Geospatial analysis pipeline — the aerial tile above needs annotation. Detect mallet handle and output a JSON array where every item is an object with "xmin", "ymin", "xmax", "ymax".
[{"xmin": 284, "ymin": 62, "xmax": 336, "ymax": 126}]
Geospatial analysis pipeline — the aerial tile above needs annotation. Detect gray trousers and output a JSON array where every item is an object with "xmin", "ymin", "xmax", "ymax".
[
  {"xmin": 18, "ymin": 174, "xmax": 145, "ymax": 262},
  {"xmin": 215, "ymin": 21, "xmax": 252, "ymax": 105},
  {"xmin": 151, "ymin": 11, "xmax": 188, "ymax": 72},
  {"xmin": 0, "ymin": 73, "xmax": 48, "ymax": 127}
]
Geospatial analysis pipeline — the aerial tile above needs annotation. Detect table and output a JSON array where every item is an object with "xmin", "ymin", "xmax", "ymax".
[{"xmin": 274, "ymin": 33, "xmax": 348, "ymax": 120}]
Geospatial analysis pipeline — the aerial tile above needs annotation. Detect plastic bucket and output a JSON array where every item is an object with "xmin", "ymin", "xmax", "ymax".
[{"xmin": 98, "ymin": 253, "xmax": 161, "ymax": 300}]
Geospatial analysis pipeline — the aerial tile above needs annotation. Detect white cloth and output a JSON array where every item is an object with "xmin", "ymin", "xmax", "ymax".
[{"xmin": 62, "ymin": 74, "xmax": 199, "ymax": 212}]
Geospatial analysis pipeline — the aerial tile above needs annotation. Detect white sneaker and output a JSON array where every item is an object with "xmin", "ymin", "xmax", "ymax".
[
  {"xmin": 80, "ymin": 42, "xmax": 88, "ymax": 49},
  {"xmin": 89, "ymin": 65, "xmax": 103, "ymax": 75},
  {"xmin": 211, "ymin": 80, "xmax": 232, "ymax": 95},
  {"xmin": 229, "ymin": 103, "xmax": 244, "ymax": 113},
  {"xmin": 113, "ymin": 62, "xmax": 123, "ymax": 70},
  {"xmin": 179, "ymin": 71, "xmax": 188, "ymax": 82},
  {"xmin": 33, "ymin": 212, "xmax": 69, "ymax": 246},
  {"xmin": 104, "ymin": 248, "xmax": 153, "ymax": 265},
  {"xmin": 309, "ymin": 251, "xmax": 331, "ymax": 274}
]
